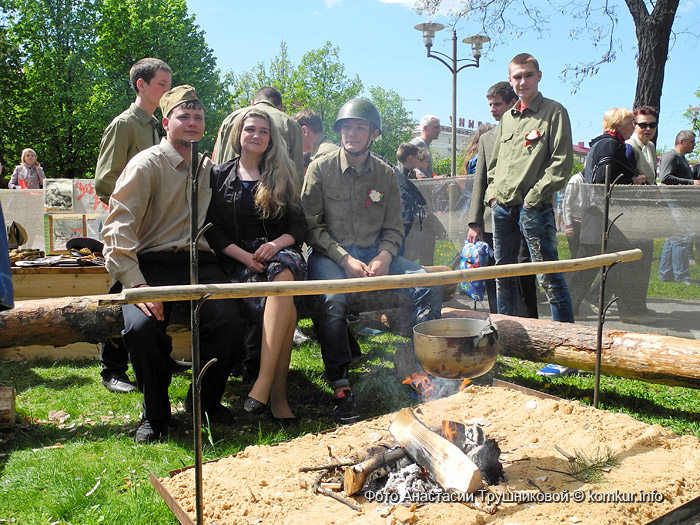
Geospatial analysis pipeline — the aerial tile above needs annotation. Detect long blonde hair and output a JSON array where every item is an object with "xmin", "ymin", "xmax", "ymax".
[{"xmin": 230, "ymin": 109, "xmax": 299, "ymax": 219}]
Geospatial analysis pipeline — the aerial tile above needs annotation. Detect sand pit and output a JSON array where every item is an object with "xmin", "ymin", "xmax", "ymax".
[{"xmin": 158, "ymin": 384, "xmax": 700, "ymax": 524}]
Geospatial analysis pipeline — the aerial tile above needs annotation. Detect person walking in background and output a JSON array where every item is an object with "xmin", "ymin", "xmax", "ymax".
[
  {"xmin": 658, "ymin": 130, "xmax": 699, "ymax": 285},
  {"xmin": 206, "ymin": 109, "xmax": 307, "ymax": 425},
  {"xmin": 9, "ymin": 149, "xmax": 45, "ymax": 189},
  {"xmin": 410, "ymin": 115, "xmax": 441, "ymax": 178},
  {"xmin": 94, "ymin": 57, "xmax": 173, "ymax": 394}
]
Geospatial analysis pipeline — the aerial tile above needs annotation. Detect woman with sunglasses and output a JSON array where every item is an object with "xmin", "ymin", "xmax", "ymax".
[{"xmin": 626, "ymin": 106, "xmax": 658, "ymax": 184}]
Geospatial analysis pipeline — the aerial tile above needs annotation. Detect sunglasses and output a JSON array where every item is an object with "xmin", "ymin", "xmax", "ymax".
[{"xmin": 635, "ymin": 121, "xmax": 657, "ymax": 129}]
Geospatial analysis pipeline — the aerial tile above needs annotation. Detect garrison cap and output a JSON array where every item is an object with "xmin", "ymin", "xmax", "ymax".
[{"xmin": 160, "ymin": 85, "xmax": 198, "ymax": 118}]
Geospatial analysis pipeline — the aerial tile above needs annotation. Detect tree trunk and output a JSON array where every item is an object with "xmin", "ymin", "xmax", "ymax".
[{"xmin": 626, "ymin": 0, "xmax": 679, "ymax": 142}]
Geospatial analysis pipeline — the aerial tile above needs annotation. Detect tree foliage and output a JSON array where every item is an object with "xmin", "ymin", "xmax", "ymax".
[
  {"xmin": 368, "ymin": 86, "xmax": 413, "ymax": 161},
  {"xmin": 226, "ymin": 42, "xmax": 413, "ymax": 161},
  {"xmin": 417, "ymin": 0, "xmax": 684, "ymax": 123},
  {"xmin": 0, "ymin": 0, "xmax": 228, "ymax": 181}
]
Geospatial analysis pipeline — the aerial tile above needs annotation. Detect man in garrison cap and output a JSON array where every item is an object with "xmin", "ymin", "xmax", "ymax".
[{"xmin": 103, "ymin": 85, "xmax": 244, "ymax": 443}]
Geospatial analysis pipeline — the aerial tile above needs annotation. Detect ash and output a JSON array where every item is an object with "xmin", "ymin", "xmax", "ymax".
[{"xmin": 369, "ymin": 463, "xmax": 443, "ymax": 504}]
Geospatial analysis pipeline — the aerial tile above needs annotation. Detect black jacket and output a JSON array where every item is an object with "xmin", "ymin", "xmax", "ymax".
[
  {"xmin": 583, "ymin": 134, "xmax": 638, "ymax": 184},
  {"xmin": 205, "ymin": 158, "xmax": 307, "ymax": 255}
]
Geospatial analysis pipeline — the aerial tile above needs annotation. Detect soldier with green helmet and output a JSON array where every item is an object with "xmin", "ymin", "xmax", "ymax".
[{"xmin": 301, "ymin": 98, "xmax": 442, "ymax": 425}]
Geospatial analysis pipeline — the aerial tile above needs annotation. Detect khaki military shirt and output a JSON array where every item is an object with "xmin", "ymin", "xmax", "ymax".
[
  {"xmin": 301, "ymin": 148, "xmax": 403, "ymax": 264},
  {"xmin": 103, "ymin": 139, "xmax": 213, "ymax": 288},
  {"xmin": 311, "ymin": 135, "xmax": 338, "ymax": 161},
  {"xmin": 485, "ymin": 92, "xmax": 573, "ymax": 208},
  {"xmin": 95, "ymin": 103, "xmax": 160, "ymax": 204}
]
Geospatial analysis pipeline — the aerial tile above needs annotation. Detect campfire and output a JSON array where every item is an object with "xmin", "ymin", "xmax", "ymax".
[{"xmin": 304, "ymin": 407, "xmax": 503, "ymax": 514}]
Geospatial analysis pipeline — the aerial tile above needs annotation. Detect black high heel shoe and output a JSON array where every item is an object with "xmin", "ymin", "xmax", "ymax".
[
  {"xmin": 243, "ymin": 396, "xmax": 267, "ymax": 415},
  {"xmin": 269, "ymin": 413, "xmax": 299, "ymax": 428}
]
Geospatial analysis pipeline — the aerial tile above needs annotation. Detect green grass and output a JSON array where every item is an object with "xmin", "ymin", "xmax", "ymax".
[{"xmin": 2, "ymin": 239, "xmax": 700, "ymax": 522}]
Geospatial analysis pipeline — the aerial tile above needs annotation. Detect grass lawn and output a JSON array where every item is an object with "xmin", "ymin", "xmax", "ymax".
[{"xmin": 2, "ymin": 238, "xmax": 700, "ymax": 523}]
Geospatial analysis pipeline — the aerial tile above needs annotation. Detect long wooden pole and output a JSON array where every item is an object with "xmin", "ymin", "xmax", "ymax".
[{"xmin": 97, "ymin": 249, "xmax": 642, "ymax": 306}]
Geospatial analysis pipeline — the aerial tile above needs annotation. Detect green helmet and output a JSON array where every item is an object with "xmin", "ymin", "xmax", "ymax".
[{"xmin": 333, "ymin": 98, "xmax": 382, "ymax": 134}]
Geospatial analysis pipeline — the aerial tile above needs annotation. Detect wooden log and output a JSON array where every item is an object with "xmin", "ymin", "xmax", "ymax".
[
  {"xmin": 343, "ymin": 445, "xmax": 406, "ymax": 496},
  {"xmin": 0, "ymin": 387, "xmax": 16, "ymax": 429},
  {"xmin": 0, "ymin": 295, "xmax": 123, "ymax": 347},
  {"xmin": 389, "ymin": 408, "xmax": 482, "ymax": 494},
  {"xmin": 97, "ymin": 250, "xmax": 642, "ymax": 305}
]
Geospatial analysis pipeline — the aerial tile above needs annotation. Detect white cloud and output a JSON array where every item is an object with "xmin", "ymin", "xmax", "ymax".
[
  {"xmin": 378, "ymin": 0, "xmax": 418, "ymax": 7},
  {"xmin": 324, "ymin": 0, "xmax": 343, "ymax": 7}
]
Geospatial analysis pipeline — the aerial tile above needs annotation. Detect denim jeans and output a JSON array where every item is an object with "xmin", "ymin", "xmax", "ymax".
[
  {"xmin": 491, "ymin": 202, "xmax": 574, "ymax": 323},
  {"xmin": 308, "ymin": 246, "xmax": 442, "ymax": 389},
  {"xmin": 659, "ymin": 236, "xmax": 690, "ymax": 282}
]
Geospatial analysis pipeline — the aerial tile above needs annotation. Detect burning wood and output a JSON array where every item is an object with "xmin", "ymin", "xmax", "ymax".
[
  {"xmin": 389, "ymin": 408, "xmax": 483, "ymax": 494},
  {"xmin": 343, "ymin": 444, "xmax": 407, "ymax": 496}
]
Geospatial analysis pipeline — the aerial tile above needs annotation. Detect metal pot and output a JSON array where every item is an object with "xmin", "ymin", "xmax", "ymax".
[{"xmin": 413, "ymin": 318, "xmax": 499, "ymax": 380}]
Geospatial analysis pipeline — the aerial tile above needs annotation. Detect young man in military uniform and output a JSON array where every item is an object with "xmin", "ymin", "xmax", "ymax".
[
  {"xmin": 94, "ymin": 58, "xmax": 173, "ymax": 394},
  {"xmin": 301, "ymin": 99, "xmax": 442, "ymax": 424},
  {"xmin": 103, "ymin": 86, "xmax": 244, "ymax": 443}
]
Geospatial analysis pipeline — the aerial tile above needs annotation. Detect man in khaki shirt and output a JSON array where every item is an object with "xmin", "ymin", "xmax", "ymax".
[
  {"xmin": 301, "ymin": 99, "xmax": 442, "ymax": 425},
  {"xmin": 486, "ymin": 53, "xmax": 574, "ymax": 324},
  {"xmin": 94, "ymin": 58, "xmax": 172, "ymax": 394},
  {"xmin": 103, "ymin": 86, "xmax": 243, "ymax": 443}
]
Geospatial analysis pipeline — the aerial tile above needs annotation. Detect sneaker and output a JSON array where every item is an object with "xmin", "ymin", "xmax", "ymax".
[
  {"xmin": 293, "ymin": 327, "xmax": 310, "ymax": 345},
  {"xmin": 134, "ymin": 419, "xmax": 168, "ymax": 443},
  {"xmin": 332, "ymin": 390, "xmax": 361, "ymax": 425},
  {"xmin": 536, "ymin": 364, "xmax": 578, "ymax": 378}
]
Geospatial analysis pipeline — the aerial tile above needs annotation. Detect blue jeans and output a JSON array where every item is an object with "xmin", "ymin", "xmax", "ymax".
[
  {"xmin": 308, "ymin": 246, "xmax": 442, "ymax": 389},
  {"xmin": 491, "ymin": 202, "xmax": 574, "ymax": 323},
  {"xmin": 659, "ymin": 236, "xmax": 690, "ymax": 282}
]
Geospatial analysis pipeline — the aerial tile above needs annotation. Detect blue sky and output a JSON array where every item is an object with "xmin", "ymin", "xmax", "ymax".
[{"xmin": 185, "ymin": 0, "xmax": 699, "ymax": 152}]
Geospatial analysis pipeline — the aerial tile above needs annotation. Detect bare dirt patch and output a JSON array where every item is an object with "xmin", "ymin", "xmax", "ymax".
[{"xmin": 159, "ymin": 385, "xmax": 700, "ymax": 524}]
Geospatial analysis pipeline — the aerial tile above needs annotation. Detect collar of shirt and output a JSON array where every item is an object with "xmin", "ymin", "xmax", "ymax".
[
  {"xmin": 159, "ymin": 138, "xmax": 189, "ymax": 172},
  {"xmin": 130, "ymin": 103, "xmax": 157, "ymax": 128},
  {"xmin": 339, "ymin": 149, "xmax": 373, "ymax": 175},
  {"xmin": 511, "ymin": 92, "xmax": 543, "ymax": 117}
]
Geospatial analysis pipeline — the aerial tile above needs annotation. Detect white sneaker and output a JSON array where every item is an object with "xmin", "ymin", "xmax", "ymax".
[{"xmin": 293, "ymin": 327, "xmax": 310, "ymax": 345}]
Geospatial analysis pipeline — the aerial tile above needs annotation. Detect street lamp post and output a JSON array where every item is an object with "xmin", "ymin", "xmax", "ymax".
[{"xmin": 413, "ymin": 22, "xmax": 489, "ymax": 177}]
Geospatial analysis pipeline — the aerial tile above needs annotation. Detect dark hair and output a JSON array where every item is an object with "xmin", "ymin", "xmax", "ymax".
[
  {"xmin": 294, "ymin": 109, "xmax": 323, "ymax": 134},
  {"xmin": 509, "ymin": 53, "xmax": 539, "ymax": 72},
  {"xmin": 397, "ymin": 142, "xmax": 419, "ymax": 163},
  {"xmin": 168, "ymin": 99, "xmax": 205, "ymax": 118},
  {"xmin": 130, "ymin": 58, "xmax": 172, "ymax": 93},
  {"xmin": 253, "ymin": 87, "xmax": 283, "ymax": 108},
  {"xmin": 633, "ymin": 106, "xmax": 659, "ymax": 119},
  {"xmin": 486, "ymin": 81, "xmax": 517, "ymax": 104},
  {"xmin": 676, "ymin": 130, "xmax": 695, "ymax": 145}
]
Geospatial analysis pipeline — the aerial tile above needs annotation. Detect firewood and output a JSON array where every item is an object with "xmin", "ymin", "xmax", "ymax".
[
  {"xmin": 389, "ymin": 408, "xmax": 482, "ymax": 494},
  {"xmin": 0, "ymin": 387, "xmax": 15, "ymax": 429},
  {"xmin": 343, "ymin": 445, "xmax": 407, "ymax": 496}
]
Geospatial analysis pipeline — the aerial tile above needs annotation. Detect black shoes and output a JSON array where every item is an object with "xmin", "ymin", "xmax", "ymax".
[
  {"xmin": 185, "ymin": 394, "xmax": 236, "ymax": 425},
  {"xmin": 244, "ymin": 396, "xmax": 267, "ymax": 415},
  {"xmin": 134, "ymin": 419, "xmax": 168, "ymax": 443},
  {"xmin": 333, "ymin": 390, "xmax": 361, "ymax": 425},
  {"xmin": 102, "ymin": 375, "xmax": 136, "ymax": 393}
]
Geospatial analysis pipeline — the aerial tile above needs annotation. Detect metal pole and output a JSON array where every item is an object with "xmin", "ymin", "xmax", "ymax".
[
  {"xmin": 451, "ymin": 30, "xmax": 458, "ymax": 178},
  {"xmin": 593, "ymin": 164, "xmax": 613, "ymax": 408},
  {"xmin": 189, "ymin": 140, "xmax": 204, "ymax": 525}
]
